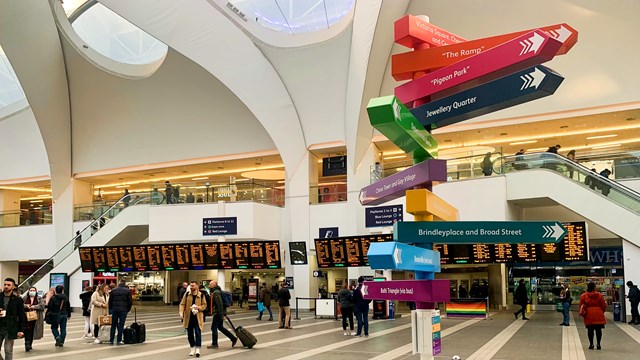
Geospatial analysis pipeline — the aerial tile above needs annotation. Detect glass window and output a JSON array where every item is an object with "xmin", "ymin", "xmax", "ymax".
[{"xmin": 0, "ymin": 46, "xmax": 26, "ymax": 111}]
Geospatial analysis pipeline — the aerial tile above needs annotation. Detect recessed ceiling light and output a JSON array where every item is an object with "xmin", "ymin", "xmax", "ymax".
[
  {"xmin": 586, "ymin": 134, "xmax": 617, "ymax": 140},
  {"xmin": 591, "ymin": 143, "xmax": 621, "ymax": 149},
  {"xmin": 444, "ymin": 139, "xmax": 452, "ymax": 142},
  {"xmin": 560, "ymin": 125, "xmax": 569, "ymax": 129},
  {"xmin": 509, "ymin": 140, "xmax": 538, "ymax": 145},
  {"xmin": 500, "ymin": 133, "xmax": 508, "ymax": 136}
]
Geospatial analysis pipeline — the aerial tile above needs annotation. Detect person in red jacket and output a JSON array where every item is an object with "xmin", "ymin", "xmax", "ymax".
[{"xmin": 580, "ymin": 282, "xmax": 606, "ymax": 350}]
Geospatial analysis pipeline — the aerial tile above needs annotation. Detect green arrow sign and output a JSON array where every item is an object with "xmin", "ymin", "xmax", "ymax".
[
  {"xmin": 367, "ymin": 95, "xmax": 438, "ymax": 162},
  {"xmin": 394, "ymin": 221, "xmax": 567, "ymax": 244}
]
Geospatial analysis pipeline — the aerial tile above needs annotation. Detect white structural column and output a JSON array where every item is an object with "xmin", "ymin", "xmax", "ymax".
[
  {"xmin": 623, "ymin": 240, "xmax": 640, "ymax": 319},
  {"xmin": 0, "ymin": 261, "xmax": 18, "ymax": 284}
]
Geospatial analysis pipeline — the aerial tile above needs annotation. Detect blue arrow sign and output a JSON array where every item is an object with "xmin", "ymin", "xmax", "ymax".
[
  {"xmin": 410, "ymin": 65, "xmax": 564, "ymax": 130},
  {"xmin": 368, "ymin": 241, "xmax": 440, "ymax": 272},
  {"xmin": 394, "ymin": 221, "xmax": 568, "ymax": 244}
]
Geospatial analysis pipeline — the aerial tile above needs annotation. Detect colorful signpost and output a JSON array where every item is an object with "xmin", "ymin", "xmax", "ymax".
[
  {"xmin": 394, "ymin": 14, "xmax": 466, "ymax": 48},
  {"xmin": 406, "ymin": 189, "xmax": 459, "ymax": 222},
  {"xmin": 368, "ymin": 241, "xmax": 441, "ymax": 272},
  {"xmin": 362, "ymin": 279, "xmax": 450, "ymax": 302},
  {"xmin": 394, "ymin": 30, "xmax": 563, "ymax": 105}
]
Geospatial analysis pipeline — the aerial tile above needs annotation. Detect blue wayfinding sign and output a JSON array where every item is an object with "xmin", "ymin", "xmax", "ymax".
[
  {"xmin": 410, "ymin": 65, "xmax": 564, "ymax": 130},
  {"xmin": 368, "ymin": 241, "xmax": 440, "ymax": 273},
  {"xmin": 202, "ymin": 217, "xmax": 237, "ymax": 235},
  {"xmin": 365, "ymin": 204, "xmax": 403, "ymax": 228}
]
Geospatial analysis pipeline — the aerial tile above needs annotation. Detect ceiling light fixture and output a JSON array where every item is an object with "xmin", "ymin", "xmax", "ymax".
[
  {"xmin": 526, "ymin": 147, "xmax": 549, "ymax": 152},
  {"xmin": 585, "ymin": 134, "xmax": 617, "ymax": 140},
  {"xmin": 29, "ymin": 200, "xmax": 44, "ymax": 203},
  {"xmin": 591, "ymin": 143, "xmax": 621, "ymax": 149},
  {"xmin": 191, "ymin": 177, "xmax": 209, "ymax": 181},
  {"xmin": 383, "ymin": 155, "xmax": 407, "ymax": 160},
  {"xmin": 509, "ymin": 140, "xmax": 538, "ymax": 145}
]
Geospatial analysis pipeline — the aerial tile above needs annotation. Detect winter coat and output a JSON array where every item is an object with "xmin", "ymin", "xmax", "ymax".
[
  {"xmin": 337, "ymin": 288, "xmax": 353, "ymax": 309},
  {"xmin": 23, "ymin": 295, "xmax": 45, "ymax": 340},
  {"xmin": 90, "ymin": 291, "xmax": 109, "ymax": 325},
  {"xmin": 210, "ymin": 286, "xmax": 228, "ymax": 316},
  {"xmin": 259, "ymin": 287, "xmax": 272, "ymax": 307},
  {"xmin": 179, "ymin": 290, "xmax": 207, "ymax": 331},
  {"xmin": 514, "ymin": 284, "xmax": 528, "ymax": 306},
  {"xmin": 628, "ymin": 285, "xmax": 640, "ymax": 303},
  {"xmin": 0, "ymin": 292, "xmax": 26, "ymax": 339},
  {"xmin": 352, "ymin": 284, "xmax": 371, "ymax": 311},
  {"xmin": 580, "ymin": 291, "xmax": 606, "ymax": 327},
  {"xmin": 48, "ymin": 294, "xmax": 71, "ymax": 317},
  {"xmin": 278, "ymin": 287, "xmax": 291, "ymax": 307},
  {"xmin": 79, "ymin": 290, "xmax": 93, "ymax": 316},
  {"xmin": 109, "ymin": 284, "xmax": 132, "ymax": 313}
]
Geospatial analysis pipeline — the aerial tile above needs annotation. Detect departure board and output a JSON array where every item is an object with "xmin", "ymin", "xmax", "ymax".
[
  {"xmin": 79, "ymin": 248, "xmax": 93, "ymax": 272},
  {"xmin": 203, "ymin": 243, "xmax": 220, "ymax": 269},
  {"xmin": 92, "ymin": 247, "xmax": 107, "ymax": 271},
  {"xmin": 330, "ymin": 238, "xmax": 346, "ymax": 267},
  {"xmin": 315, "ymin": 239, "xmax": 332, "ymax": 268},
  {"xmin": 434, "ymin": 244, "xmax": 450, "ymax": 264},
  {"xmin": 105, "ymin": 247, "xmax": 120, "ymax": 271},
  {"xmin": 190, "ymin": 244, "xmax": 205, "ymax": 270},
  {"xmin": 515, "ymin": 243, "xmax": 537, "ymax": 262},
  {"xmin": 472, "ymin": 244, "xmax": 492, "ymax": 263},
  {"xmin": 493, "ymin": 244, "xmax": 514, "ymax": 263},
  {"xmin": 289, "ymin": 242, "xmax": 308, "ymax": 265},
  {"xmin": 563, "ymin": 222, "xmax": 588, "ymax": 261},
  {"xmin": 146, "ymin": 245, "xmax": 162, "ymax": 271},
  {"xmin": 264, "ymin": 241, "xmax": 281, "ymax": 269},
  {"xmin": 118, "ymin": 247, "xmax": 134, "ymax": 272},
  {"xmin": 133, "ymin": 246, "xmax": 148, "ymax": 271},
  {"xmin": 160, "ymin": 245, "xmax": 176, "ymax": 270},
  {"xmin": 249, "ymin": 242, "xmax": 265, "ymax": 269},
  {"xmin": 175, "ymin": 244, "xmax": 190, "ymax": 270},
  {"xmin": 361, "ymin": 235, "xmax": 392, "ymax": 266},
  {"xmin": 345, "ymin": 238, "xmax": 362, "ymax": 267},
  {"xmin": 450, "ymin": 244, "xmax": 471, "ymax": 264},
  {"xmin": 234, "ymin": 242, "xmax": 250, "ymax": 268},
  {"xmin": 219, "ymin": 243, "xmax": 234, "ymax": 269},
  {"xmin": 539, "ymin": 242, "xmax": 562, "ymax": 262}
]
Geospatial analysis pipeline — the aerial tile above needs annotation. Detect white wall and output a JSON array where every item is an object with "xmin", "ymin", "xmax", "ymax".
[
  {"xmin": 0, "ymin": 224, "xmax": 56, "ymax": 261},
  {"xmin": 0, "ymin": 108, "xmax": 49, "ymax": 181},
  {"xmin": 434, "ymin": 176, "xmax": 510, "ymax": 221},
  {"xmin": 623, "ymin": 240, "xmax": 640, "ymax": 318},
  {"xmin": 619, "ymin": 179, "xmax": 640, "ymax": 193}
]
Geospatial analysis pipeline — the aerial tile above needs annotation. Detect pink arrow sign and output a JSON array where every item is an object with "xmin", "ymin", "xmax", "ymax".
[
  {"xmin": 362, "ymin": 279, "xmax": 450, "ymax": 303},
  {"xmin": 394, "ymin": 30, "xmax": 562, "ymax": 106}
]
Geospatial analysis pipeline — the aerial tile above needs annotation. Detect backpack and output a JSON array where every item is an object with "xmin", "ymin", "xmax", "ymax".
[{"xmin": 221, "ymin": 291, "xmax": 233, "ymax": 308}]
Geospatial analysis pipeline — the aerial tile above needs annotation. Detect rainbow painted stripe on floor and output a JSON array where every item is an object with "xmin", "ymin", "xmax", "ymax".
[{"xmin": 445, "ymin": 299, "xmax": 488, "ymax": 318}]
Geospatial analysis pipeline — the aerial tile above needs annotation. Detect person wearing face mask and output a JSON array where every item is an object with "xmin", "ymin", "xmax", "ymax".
[{"xmin": 22, "ymin": 287, "xmax": 45, "ymax": 351}]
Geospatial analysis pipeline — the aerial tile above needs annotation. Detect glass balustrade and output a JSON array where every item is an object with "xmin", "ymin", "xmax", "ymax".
[
  {"xmin": 0, "ymin": 208, "xmax": 52, "ymax": 228},
  {"xmin": 309, "ymin": 185, "xmax": 348, "ymax": 204},
  {"xmin": 146, "ymin": 180, "xmax": 284, "ymax": 207}
]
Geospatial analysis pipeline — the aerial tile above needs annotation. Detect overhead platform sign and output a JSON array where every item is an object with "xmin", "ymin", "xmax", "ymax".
[
  {"xmin": 410, "ymin": 66, "xmax": 564, "ymax": 129},
  {"xmin": 394, "ymin": 221, "xmax": 568, "ymax": 244},
  {"xmin": 394, "ymin": 30, "xmax": 563, "ymax": 105},
  {"xmin": 368, "ymin": 241, "xmax": 441, "ymax": 272}
]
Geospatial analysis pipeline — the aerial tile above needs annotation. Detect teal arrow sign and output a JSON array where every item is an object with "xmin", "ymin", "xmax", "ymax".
[{"xmin": 394, "ymin": 221, "xmax": 567, "ymax": 244}]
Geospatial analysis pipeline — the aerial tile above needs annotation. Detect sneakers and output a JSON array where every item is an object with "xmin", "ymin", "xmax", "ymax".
[
  {"xmin": 353, "ymin": 333, "xmax": 361, "ymax": 337},
  {"xmin": 189, "ymin": 347, "xmax": 196, "ymax": 356},
  {"xmin": 195, "ymin": 347, "xmax": 201, "ymax": 357},
  {"xmin": 256, "ymin": 317, "xmax": 262, "ymax": 320},
  {"xmin": 347, "ymin": 329, "xmax": 351, "ymax": 336},
  {"xmin": 117, "ymin": 341, "xmax": 125, "ymax": 345},
  {"xmin": 94, "ymin": 339, "xmax": 101, "ymax": 344},
  {"xmin": 206, "ymin": 344, "xmax": 219, "ymax": 349},
  {"xmin": 343, "ymin": 330, "xmax": 348, "ymax": 336}
]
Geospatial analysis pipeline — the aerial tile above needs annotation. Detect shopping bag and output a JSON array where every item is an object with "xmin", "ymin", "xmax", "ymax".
[
  {"xmin": 257, "ymin": 302, "xmax": 265, "ymax": 312},
  {"xmin": 99, "ymin": 314, "xmax": 112, "ymax": 326}
]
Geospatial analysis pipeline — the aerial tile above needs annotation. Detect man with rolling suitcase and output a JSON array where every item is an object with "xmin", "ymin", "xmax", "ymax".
[{"xmin": 206, "ymin": 281, "xmax": 237, "ymax": 349}]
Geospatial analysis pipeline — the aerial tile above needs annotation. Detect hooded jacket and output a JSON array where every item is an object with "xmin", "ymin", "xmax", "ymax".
[{"xmin": 579, "ymin": 291, "xmax": 606, "ymax": 326}]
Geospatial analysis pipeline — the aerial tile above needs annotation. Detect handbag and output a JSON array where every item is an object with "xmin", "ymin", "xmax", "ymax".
[
  {"xmin": 556, "ymin": 302, "xmax": 564, "ymax": 313},
  {"xmin": 26, "ymin": 311, "xmax": 38, "ymax": 322},
  {"xmin": 99, "ymin": 314, "xmax": 113, "ymax": 326},
  {"xmin": 579, "ymin": 304, "xmax": 586, "ymax": 317},
  {"xmin": 257, "ymin": 301, "xmax": 265, "ymax": 312}
]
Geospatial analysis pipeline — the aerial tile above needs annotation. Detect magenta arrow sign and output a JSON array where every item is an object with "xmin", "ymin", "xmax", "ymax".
[
  {"xmin": 362, "ymin": 279, "xmax": 450, "ymax": 303},
  {"xmin": 394, "ymin": 30, "xmax": 562, "ymax": 106}
]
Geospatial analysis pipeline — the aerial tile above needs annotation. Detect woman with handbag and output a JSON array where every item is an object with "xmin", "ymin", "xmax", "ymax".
[
  {"xmin": 579, "ymin": 281, "xmax": 607, "ymax": 350},
  {"xmin": 90, "ymin": 284, "xmax": 110, "ymax": 344},
  {"xmin": 22, "ymin": 286, "xmax": 45, "ymax": 352}
]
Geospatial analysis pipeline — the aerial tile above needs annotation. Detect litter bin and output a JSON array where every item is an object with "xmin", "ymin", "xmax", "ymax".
[{"xmin": 613, "ymin": 302, "xmax": 621, "ymax": 321}]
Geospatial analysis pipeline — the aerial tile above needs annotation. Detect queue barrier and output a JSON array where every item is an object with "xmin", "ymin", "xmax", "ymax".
[
  {"xmin": 445, "ymin": 297, "xmax": 489, "ymax": 318},
  {"xmin": 294, "ymin": 297, "xmax": 339, "ymax": 321}
]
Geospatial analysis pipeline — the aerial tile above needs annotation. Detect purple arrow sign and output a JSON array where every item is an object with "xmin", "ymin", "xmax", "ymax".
[
  {"xmin": 359, "ymin": 159, "xmax": 447, "ymax": 205},
  {"xmin": 362, "ymin": 279, "xmax": 450, "ymax": 303},
  {"xmin": 394, "ymin": 30, "xmax": 562, "ymax": 106}
]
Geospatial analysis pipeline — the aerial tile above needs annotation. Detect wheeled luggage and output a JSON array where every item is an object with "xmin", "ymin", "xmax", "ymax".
[
  {"xmin": 130, "ymin": 308, "xmax": 146, "ymax": 343},
  {"xmin": 123, "ymin": 326, "xmax": 137, "ymax": 344},
  {"xmin": 225, "ymin": 315, "xmax": 257, "ymax": 349}
]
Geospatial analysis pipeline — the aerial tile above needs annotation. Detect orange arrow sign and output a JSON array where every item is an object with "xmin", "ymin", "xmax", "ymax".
[
  {"xmin": 394, "ymin": 14, "xmax": 466, "ymax": 48},
  {"xmin": 392, "ymin": 23, "xmax": 578, "ymax": 81}
]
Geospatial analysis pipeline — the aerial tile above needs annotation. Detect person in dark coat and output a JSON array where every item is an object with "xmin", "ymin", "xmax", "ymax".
[
  {"xmin": 278, "ymin": 282, "xmax": 292, "ymax": 329},
  {"xmin": 122, "ymin": 189, "xmax": 131, "ymax": 207},
  {"xmin": 337, "ymin": 282, "xmax": 354, "ymax": 335},
  {"xmin": 206, "ymin": 281, "xmax": 237, "ymax": 349},
  {"xmin": 626, "ymin": 281, "xmax": 640, "ymax": 325},
  {"xmin": 108, "ymin": 280, "xmax": 132, "ymax": 345},
  {"xmin": 48, "ymin": 285, "xmax": 71, "ymax": 347},
  {"xmin": 352, "ymin": 276, "xmax": 371, "ymax": 337},
  {"xmin": 0, "ymin": 278, "xmax": 26, "ymax": 359},
  {"xmin": 513, "ymin": 279, "xmax": 529, "ymax": 320},
  {"xmin": 599, "ymin": 169, "xmax": 612, "ymax": 196},
  {"xmin": 256, "ymin": 283, "xmax": 273, "ymax": 321},
  {"xmin": 481, "ymin": 152, "xmax": 493, "ymax": 176},
  {"xmin": 580, "ymin": 282, "xmax": 606, "ymax": 350},
  {"xmin": 165, "ymin": 181, "xmax": 173, "ymax": 204},
  {"xmin": 79, "ymin": 286, "xmax": 94, "ymax": 338}
]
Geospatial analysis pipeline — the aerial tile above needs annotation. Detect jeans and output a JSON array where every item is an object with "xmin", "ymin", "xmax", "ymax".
[
  {"xmin": 514, "ymin": 304, "xmax": 527, "ymax": 319},
  {"xmin": 259, "ymin": 306, "xmax": 273, "ymax": 319},
  {"xmin": 110, "ymin": 311, "xmax": 128, "ymax": 343},
  {"xmin": 211, "ymin": 314, "xmax": 235, "ymax": 346},
  {"xmin": 631, "ymin": 301, "xmax": 639, "ymax": 323},
  {"xmin": 0, "ymin": 329, "xmax": 14, "ymax": 360},
  {"xmin": 187, "ymin": 318, "xmax": 202, "ymax": 347},
  {"xmin": 354, "ymin": 307, "xmax": 369, "ymax": 336},
  {"xmin": 51, "ymin": 314, "xmax": 68, "ymax": 344},
  {"xmin": 341, "ymin": 307, "xmax": 354, "ymax": 330},
  {"xmin": 563, "ymin": 302, "xmax": 570, "ymax": 324},
  {"xmin": 279, "ymin": 306, "xmax": 291, "ymax": 328}
]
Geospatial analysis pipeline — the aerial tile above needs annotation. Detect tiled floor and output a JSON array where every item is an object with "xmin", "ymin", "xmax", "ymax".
[{"xmin": 9, "ymin": 306, "xmax": 640, "ymax": 360}]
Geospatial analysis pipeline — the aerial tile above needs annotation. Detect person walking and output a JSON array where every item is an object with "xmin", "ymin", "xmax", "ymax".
[
  {"xmin": 599, "ymin": 169, "xmax": 612, "ymax": 196},
  {"xmin": 206, "ymin": 281, "xmax": 237, "ymax": 349},
  {"xmin": 79, "ymin": 285, "xmax": 94, "ymax": 339},
  {"xmin": 0, "ymin": 278, "xmax": 26, "ymax": 360},
  {"xmin": 90, "ymin": 284, "xmax": 109, "ymax": 343},
  {"xmin": 580, "ymin": 282, "xmax": 606, "ymax": 350},
  {"xmin": 481, "ymin": 152, "xmax": 493, "ymax": 176},
  {"xmin": 559, "ymin": 283, "xmax": 572, "ymax": 326},
  {"xmin": 108, "ymin": 280, "xmax": 132, "ymax": 345},
  {"xmin": 165, "ymin": 181, "xmax": 173, "ymax": 204},
  {"xmin": 48, "ymin": 285, "xmax": 71, "ymax": 347},
  {"xmin": 22, "ymin": 286, "xmax": 45, "ymax": 352},
  {"xmin": 337, "ymin": 282, "xmax": 354, "ymax": 335},
  {"xmin": 513, "ymin": 279, "xmax": 529, "ymax": 320},
  {"xmin": 239, "ymin": 280, "xmax": 249, "ymax": 308},
  {"xmin": 256, "ymin": 283, "xmax": 273, "ymax": 321},
  {"xmin": 626, "ymin": 281, "xmax": 640, "ymax": 325},
  {"xmin": 180, "ymin": 281, "xmax": 207, "ymax": 357},
  {"xmin": 352, "ymin": 276, "xmax": 371, "ymax": 337},
  {"xmin": 278, "ymin": 281, "xmax": 292, "ymax": 329},
  {"xmin": 566, "ymin": 150, "xmax": 577, "ymax": 179}
]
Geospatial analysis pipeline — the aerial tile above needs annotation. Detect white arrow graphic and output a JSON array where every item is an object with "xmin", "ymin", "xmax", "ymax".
[
  {"xmin": 520, "ymin": 68, "xmax": 546, "ymax": 90},
  {"xmin": 551, "ymin": 223, "xmax": 565, "ymax": 241},
  {"xmin": 519, "ymin": 32, "xmax": 545, "ymax": 56},
  {"xmin": 394, "ymin": 247, "xmax": 402, "ymax": 265},
  {"xmin": 361, "ymin": 284, "xmax": 368, "ymax": 296},
  {"xmin": 392, "ymin": 100, "xmax": 402, "ymax": 120},
  {"xmin": 359, "ymin": 190, "xmax": 366, "ymax": 203},
  {"xmin": 546, "ymin": 25, "xmax": 572, "ymax": 43}
]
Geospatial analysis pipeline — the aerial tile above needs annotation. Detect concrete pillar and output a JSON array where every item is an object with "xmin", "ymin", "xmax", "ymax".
[
  {"xmin": 73, "ymin": 179, "xmax": 93, "ymax": 206},
  {"xmin": 0, "ymin": 261, "xmax": 19, "ymax": 283}
]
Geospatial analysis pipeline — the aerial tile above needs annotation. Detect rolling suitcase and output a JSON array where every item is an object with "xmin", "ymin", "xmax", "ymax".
[
  {"xmin": 225, "ymin": 315, "xmax": 257, "ymax": 349},
  {"xmin": 123, "ymin": 326, "xmax": 137, "ymax": 344},
  {"xmin": 129, "ymin": 308, "xmax": 146, "ymax": 343}
]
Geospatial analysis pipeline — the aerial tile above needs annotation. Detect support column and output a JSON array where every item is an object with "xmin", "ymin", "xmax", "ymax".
[
  {"xmin": 0, "ymin": 190, "xmax": 21, "ymax": 227},
  {"xmin": 0, "ymin": 261, "xmax": 19, "ymax": 283}
]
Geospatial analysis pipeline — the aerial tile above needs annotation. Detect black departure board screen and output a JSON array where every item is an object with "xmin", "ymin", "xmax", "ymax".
[
  {"xmin": 175, "ymin": 244, "xmax": 190, "ymax": 270},
  {"xmin": 472, "ymin": 244, "xmax": 492, "ymax": 264},
  {"xmin": 563, "ymin": 222, "xmax": 588, "ymax": 261},
  {"xmin": 289, "ymin": 242, "xmax": 308, "ymax": 265},
  {"xmin": 203, "ymin": 243, "xmax": 220, "ymax": 269},
  {"xmin": 234, "ymin": 242, "xmax": 250, "ymax": 268},
  {"xmin": 539, "ymin": 242, "xmax": 562, "ymax": 262},
  {"xmin": 249, "ymin": 242, "xmax": 265, "ymax": 269},
  {"xmin": 133, "ymin": 246, "xmax": 148, "ymax": 271},
  {"xmin": 92, "ymin": 247, "xmax": 107, "ymax": 272},
  {"xmin": 434, "ymin": 244, "xmax": 450, "ymax": 264},
  {"xmin": 450, "ymin": 244, "xmax": 471, "ymax": 264},
  {"xmin": 118, "ymin": 247, "xmax": 134, "ymax": 272},
  {"xmin": 147, "ymin": 245, "xmax": 162, "ymax": 271},
  {"xmin": 345, "ymin": 238, "xmax": 362, "ymax": 267},
  {"xmin": 79, "ymin": 248, "xmax": 93, "ymax": 272},
  {"xmin": 493, "ymin": 244, "xmax": 514, "ymax": 263},
  {"xmin": 361, "ymin": 234, "xmax": 393, "ymax": 266},
  {"xmin": 160, "ymin": 245, "xmax": 176, "ymax": 270},
  {"xmin": 219, "ymin": 243, "xmax": 234, "ymax": 269},
  {"xmin": 329, "ymin": 238, "xmax": 346, "ymax": 267},
  {"xmin": 515, "ymin": 243, "xmax": 537, "ymax": 262},
  {"xmin": 264, "ymin": 241, "xmax": 281, "ymax": 269},
  {"xmin": 105, "ymin": 247, "xmax": 120, "ymax": 271},
  {"xmin": 315, "ymin": 239, "xmax": 332, "ymax": 268},
  {"xmin": 190, "ymin": 244, "xmax": 205, "ymax": 270}
]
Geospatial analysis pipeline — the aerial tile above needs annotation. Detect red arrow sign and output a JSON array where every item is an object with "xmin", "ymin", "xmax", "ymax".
[
  {"xmin": 362, "ymin": 279, "xmax": 450, "ymax": 303},
  {"xmin": 394, "ymin": 30, "xmax": 562, "ymax": 106},
  {"xmin": 394, "ymin": 15, "xmax": 466, "ymax": 48},
  {"xmin": 392, "ymin": 23, "xmax": 578, "ymax": 80}
]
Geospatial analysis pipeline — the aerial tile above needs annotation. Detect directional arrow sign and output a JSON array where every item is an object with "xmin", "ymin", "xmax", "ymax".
[
  {"xmin": 367, "ymin": 95, "xmax": 438, "ymax": 160},
  {"xmin": 367, "ymin": 241, "xmax": 441, "ymax": 272},
  {"xmin": 394, "ymin": 221, "xmax": 568, "ymax": 244},
  {"xmin": 394, "ymin": 30, "xmax": 562, "ymax": 106},
  {"xmin": 362, "ymin": 279, "xmax": 450, "ymax": 303},
  {"xmin": 406, "ymin": 189, "xmax": 459, "ymax": 221},
  {"xmin": 410, "ymin": 65, "xmax": 564, "ymax": 130},
  {"xmin": 392, "ymin": 23, "xmax": 578, "ymax": 80},
  {"xmin": 359, "ymin": 159, "xmax": 447, "ymax": 206},
  {"xmin": 394, "ymin": 14, "xmax": 466, "ymax": 48}
]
